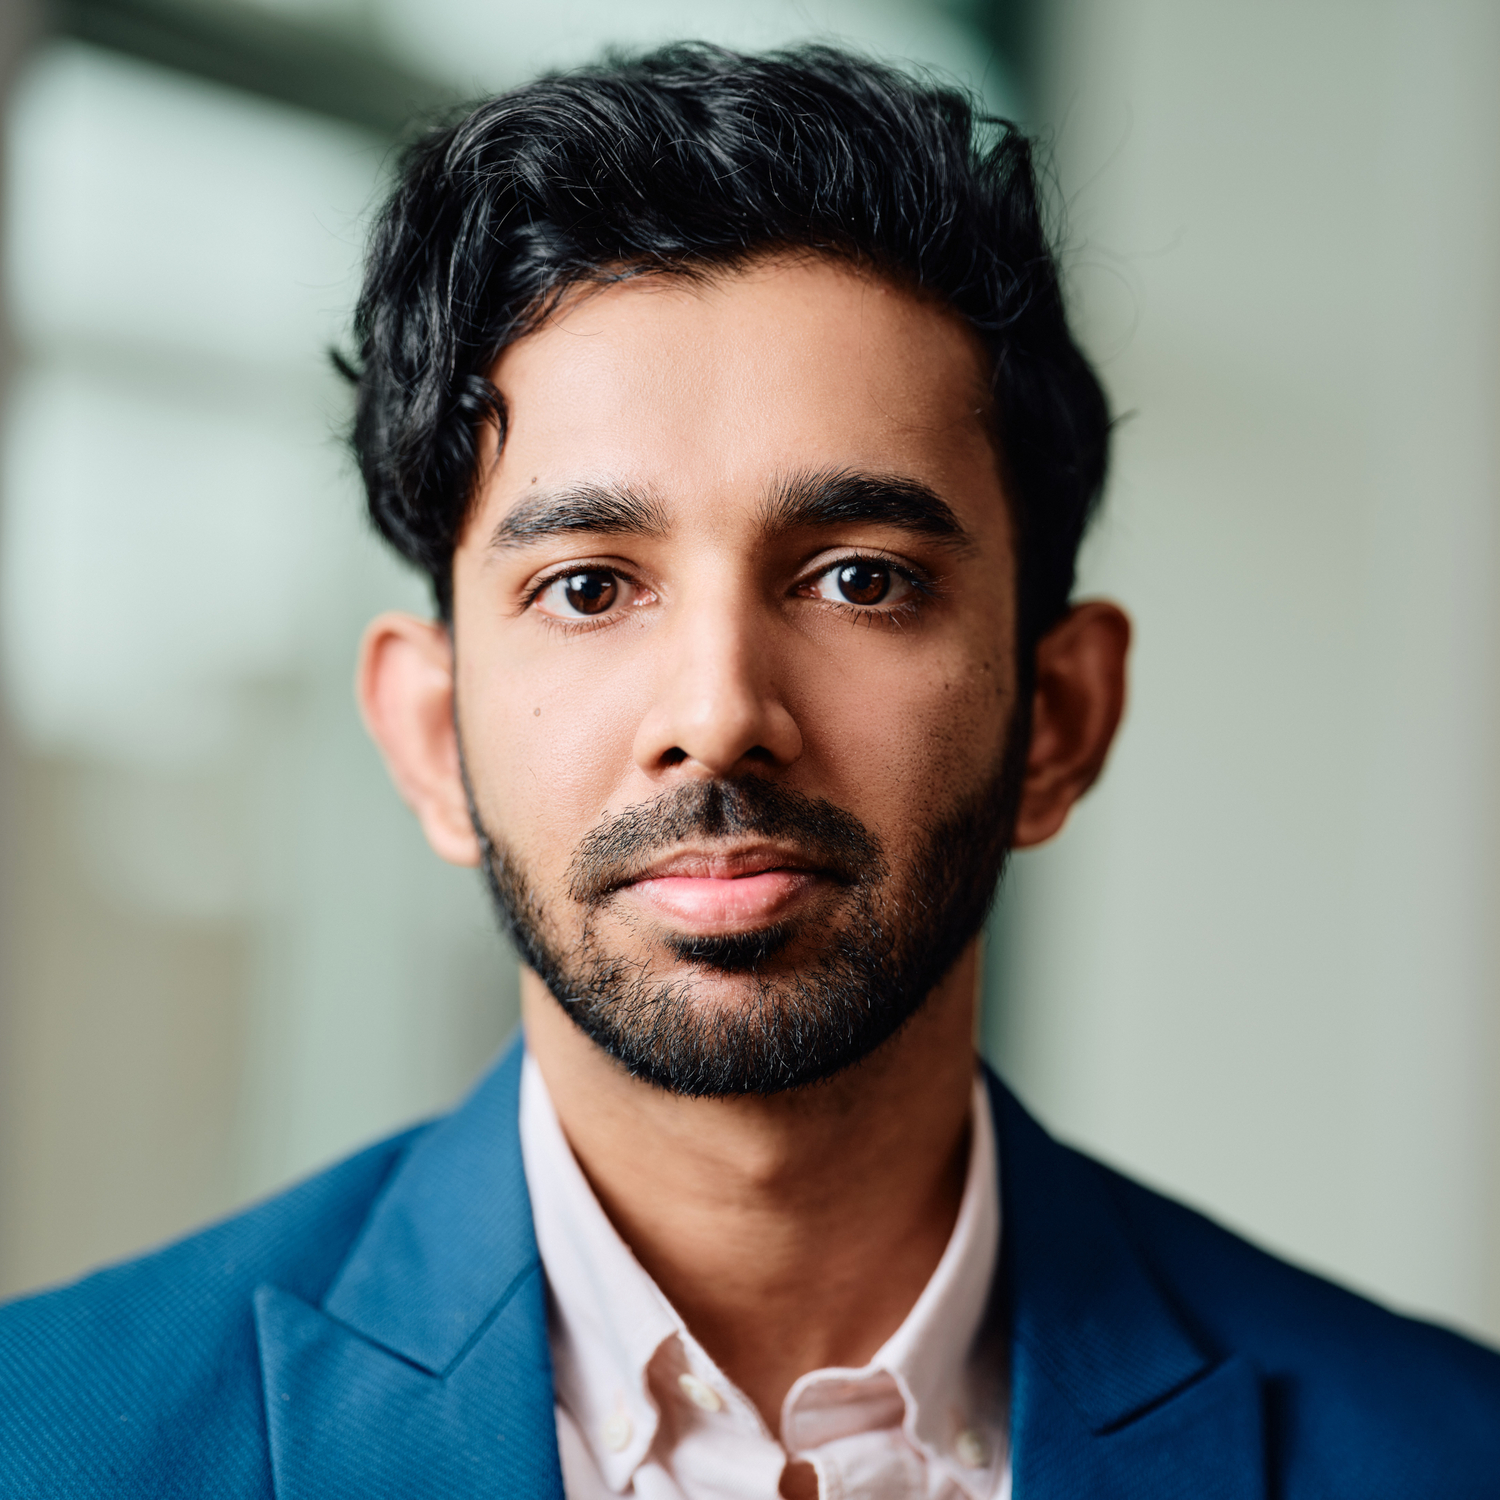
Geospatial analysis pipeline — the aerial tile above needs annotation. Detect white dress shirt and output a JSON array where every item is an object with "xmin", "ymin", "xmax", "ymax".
[{"xmin": 519, "ymin": 1054, "xmax": 1012, "ymax": 1499}]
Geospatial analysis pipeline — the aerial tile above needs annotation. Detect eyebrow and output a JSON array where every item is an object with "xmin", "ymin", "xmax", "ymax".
[
  {"xmin": 760, "ymin": 468, "xmax": 976, "ymax": 553},
  {"xmin": 488, "ymin": 469, "xmax": 975, "ymax": 554},
  {"xmin": 489, "ymin": 483, "xmax": 670, "ymax": 552}
]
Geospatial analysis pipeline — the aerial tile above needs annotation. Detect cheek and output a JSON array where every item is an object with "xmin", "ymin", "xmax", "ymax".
[
  {"xmin": 790, "ymin": 632, "xmax": 1014, "ymax": 826},
  {"xmin": 459, "ymin": 651, "xmax": 639, "ymax": 871}
]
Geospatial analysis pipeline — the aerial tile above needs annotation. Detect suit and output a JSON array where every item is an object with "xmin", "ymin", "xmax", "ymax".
[{"xmin": 2, "ymin": 1039, "xmax": 1498, "ymax": 1497}]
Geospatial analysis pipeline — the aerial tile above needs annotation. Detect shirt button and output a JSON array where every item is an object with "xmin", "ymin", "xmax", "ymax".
[
  {"xmin": 677, "ymin": 1373, "xmax": 724, "ymax": 1412},
  {"xmin": 955, "ymin": 1429, "xmax": 988, "ymax": 1468},
  {"xmin": 602, "ymin": 1411, "xmax": 633, "ymax": 1452}
]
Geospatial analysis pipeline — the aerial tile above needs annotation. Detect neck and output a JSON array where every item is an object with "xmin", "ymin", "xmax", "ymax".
[{"xmin": 521, "ymin": 943, "xmax": 981, "ymax": 1429}]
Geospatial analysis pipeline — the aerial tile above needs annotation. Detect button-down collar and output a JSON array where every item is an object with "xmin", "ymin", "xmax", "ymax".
[{"xmin": 520, "ymin": 1053, "xmax": 1009, "ymax": 1499}]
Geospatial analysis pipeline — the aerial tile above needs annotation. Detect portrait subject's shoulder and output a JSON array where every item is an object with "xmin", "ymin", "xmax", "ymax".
[
  {"xmin": 1097, "ymin": 1151, "xmax": 1500, "ymax": 1483},
  {"xmin": 0, "ymin": 1123, "xmax": 426, "ymax": 1497}
]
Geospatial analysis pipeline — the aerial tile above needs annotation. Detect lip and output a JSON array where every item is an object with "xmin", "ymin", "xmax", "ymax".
[
  {"xmin": 625, "ymin": 844, "xmax": 820, "ymax": 883},
  {"xmin": 618, "ymin": 844, "xmax": 828, "ymax": 930}
]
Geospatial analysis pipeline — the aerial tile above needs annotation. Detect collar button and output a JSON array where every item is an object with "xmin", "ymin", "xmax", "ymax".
[
  {"xmin": 677, "ymin": 1373, "xmax": 725, "ymax": 1413},
  {"xmin": 602, "ymin": 1411, "xmax": 633, "ymax": 1452},
  {"xmin": 955, "ymin": 1429, "xmax": 988, "ymax": 1469}
]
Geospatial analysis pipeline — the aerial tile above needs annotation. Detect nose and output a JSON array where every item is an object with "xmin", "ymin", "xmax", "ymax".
[{"xmin": 631, "ymin": 582, "xmax": 803, "ymax": 779}]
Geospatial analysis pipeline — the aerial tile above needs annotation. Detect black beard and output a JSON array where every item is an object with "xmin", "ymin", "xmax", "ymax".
[{"xmin": 467, "ymin": 734, "xmax": 1026, "ymax": 1098}]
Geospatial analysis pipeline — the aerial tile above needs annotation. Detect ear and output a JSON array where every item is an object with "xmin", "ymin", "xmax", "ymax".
[
  {"xmin": 356, "ymin": 611, "xmax": 482, "ymax": 867},
  {"xmin": 1011, "ymin": 601, "xmax": 1131, "ymax": 849}
]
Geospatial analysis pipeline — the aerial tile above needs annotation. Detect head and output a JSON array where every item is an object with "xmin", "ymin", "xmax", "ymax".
[{"xmin": 353, "ymin": 45, "xmax": 1129, "ymax": 1096}]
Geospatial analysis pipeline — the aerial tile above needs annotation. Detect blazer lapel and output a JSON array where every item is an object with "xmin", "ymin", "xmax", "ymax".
[
  {"xmin": 990, "ymin": 1075, "xmax": 1267, "ymax": 1499},
  {"xmin": 255, "ymin": 1040, "xmax": 564, "ymax": 1499},
  {"xmin": 251, "ymin": 1041, "xmax": 1264, "ymax": 1497}
]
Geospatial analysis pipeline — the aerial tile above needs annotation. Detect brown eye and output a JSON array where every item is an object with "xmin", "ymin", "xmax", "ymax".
[
  {"xmin": 805, "ymin": 557, "xmax": 915, "ymax": 611},
  {"xmin": 562, "ymin": 571, "xmax": 617, "ymax": 615},
  {"xmin": 534, "ymin": 567, "xmax": 649, "ymax": 623},
  {"xmin": 835, "ymin": 560, "xmax": 890, "ymax": 605}
]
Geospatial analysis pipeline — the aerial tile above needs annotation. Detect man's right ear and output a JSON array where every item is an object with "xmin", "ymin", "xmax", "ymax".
[{"xmin": 356, "ymin": 612, "xmax": 483, "ymax": 868}]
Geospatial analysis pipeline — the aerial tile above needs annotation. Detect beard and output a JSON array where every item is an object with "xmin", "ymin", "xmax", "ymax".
[{"xmin": 467, "ymin": 724, "xmax": 1027, "ymax": 1098}]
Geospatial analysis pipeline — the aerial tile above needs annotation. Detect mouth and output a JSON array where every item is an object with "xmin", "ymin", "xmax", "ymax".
[{"xmin": 618, "ymin": 845, "xmax": 831, "ymax": 932}]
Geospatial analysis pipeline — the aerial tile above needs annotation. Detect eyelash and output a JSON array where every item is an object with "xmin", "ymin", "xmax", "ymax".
[
  {"xmin": 522, "ymin": 565, "xmax": 649, "ymax": 635},
  {"xmin": 806, "ymin": 555, "xmax": 936, "ymax": 625},
  {"xmin": 524, "ymin": 554, "xmax": 937, "ymax": 630}
]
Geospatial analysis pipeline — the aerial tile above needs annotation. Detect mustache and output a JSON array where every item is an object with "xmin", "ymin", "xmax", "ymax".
[{"xmin": 566, "ymin": 779, "xmax": 886, "ymax": 906}]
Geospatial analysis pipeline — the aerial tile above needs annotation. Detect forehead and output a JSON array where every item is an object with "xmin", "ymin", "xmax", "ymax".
[{"xmin": 477, "ymin": 256, "xmax": 1002, "ymax": 531}]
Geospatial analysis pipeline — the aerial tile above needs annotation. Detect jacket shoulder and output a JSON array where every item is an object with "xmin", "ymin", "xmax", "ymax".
[
  {"xmin": 1096, "ymin": 1149, "xmax": 1500, "ymax": 1489},
  {"xmin": 0, "ymin": 1125, "xmax": 424, "ymax": 1498}
]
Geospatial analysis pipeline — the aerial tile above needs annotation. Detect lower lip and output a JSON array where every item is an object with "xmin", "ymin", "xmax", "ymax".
[{"xmin": 628, "ymin": 871, "xmax": 816, "ymax": 927}]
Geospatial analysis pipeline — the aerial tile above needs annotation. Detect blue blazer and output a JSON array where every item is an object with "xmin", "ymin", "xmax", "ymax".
[{"xmin": 2, "ymin": 1041, "xmax": 1498, "ymax": 1497}]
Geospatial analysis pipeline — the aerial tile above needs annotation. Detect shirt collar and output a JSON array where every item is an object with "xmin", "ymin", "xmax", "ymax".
[
  {"xmin": 876, "ymin": 1071, "xmax": 1005, "ymax": 1495},
  {"xmin": 520, "ymin": 1053, "xmax": 1005, "ymax": 1497},
  {"xmin": 519, "ymin": 1054, "xmax": 678, "ymax": 1489}
]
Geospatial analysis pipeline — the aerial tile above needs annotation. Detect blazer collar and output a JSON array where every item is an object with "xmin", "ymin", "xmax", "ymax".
[
  {"xmin": 989, "ymin": 1071, "xmax": 1266, "ymax": 1498},
  {"xmin": 255, "ymin": 1038, "xmax": 564, "ymax": 1499},
  {"xmin": 253, "ymin": 1041, "xmax": 1263, "ymax": 1499},
  {"xmin": 320, "ymin": 1038, "xmax": 538, "ymax": 1371}
]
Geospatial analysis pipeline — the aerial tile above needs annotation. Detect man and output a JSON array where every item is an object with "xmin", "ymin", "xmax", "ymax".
[{"xmin": 1, "ymin": 44, "xmax": 1497, "ymax": 1499}]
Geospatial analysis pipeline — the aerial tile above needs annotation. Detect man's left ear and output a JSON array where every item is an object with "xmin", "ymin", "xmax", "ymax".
[
  {"xmin": 356, "ymin": 611, "xmax": 483, "ymax": 867},
  {"xmin": 1011, "ymin": 601, "xmax": 1131, "ymax": 849}
]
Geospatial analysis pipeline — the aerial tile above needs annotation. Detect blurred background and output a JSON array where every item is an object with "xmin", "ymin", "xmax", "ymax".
[{"xmin": 0, "ymin": 0, "xmax": 1494, "ymax": 1348}]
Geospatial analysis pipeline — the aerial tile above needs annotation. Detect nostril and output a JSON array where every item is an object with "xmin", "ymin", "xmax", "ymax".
[{"xmin": 661, "ymin": 747, "xmax": 688, "ymax": 766}]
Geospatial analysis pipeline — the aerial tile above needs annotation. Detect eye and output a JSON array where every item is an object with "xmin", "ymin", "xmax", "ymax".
[
  {"xmin": 807, "ymin": 558, "xmax": 914, "ymax": 608},
  {"xmin": 533, "ymin": 569, "xmax": 638, "ymax": 620}
]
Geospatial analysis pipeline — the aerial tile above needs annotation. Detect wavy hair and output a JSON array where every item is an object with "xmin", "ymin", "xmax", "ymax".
[{"xmin": 344, "ymin": 42, "xmax": 1110, "ymax": 647}]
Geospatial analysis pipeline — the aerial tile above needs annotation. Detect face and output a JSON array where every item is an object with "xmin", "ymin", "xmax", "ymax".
[{"xmin": 360, "ymin": 254, "xmax": 1129, "ymax": 1097}]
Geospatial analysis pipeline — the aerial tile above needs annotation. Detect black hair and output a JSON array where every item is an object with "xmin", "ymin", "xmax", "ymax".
[{"xmin": 344, "ymin": 42, "xmax": 1110, "ymax": 649}]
